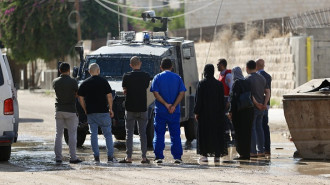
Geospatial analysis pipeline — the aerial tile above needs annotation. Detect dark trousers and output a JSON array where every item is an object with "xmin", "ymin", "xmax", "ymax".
[
  {"xmin": 224, "ymin": 97, "xmax": 235, "ymax": 142},
  {"xmin": 232, "ymin": 107, "xmax": 254, "ymax": 157},
  {"xmin": 263, "ymin": 108, "xmax": 271, "ymax": 153}
]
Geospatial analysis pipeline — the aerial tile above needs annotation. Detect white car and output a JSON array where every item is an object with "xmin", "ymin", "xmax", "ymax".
[{"xmin": 0, "ymin": 50, "xmax": 18, "ymax": 161}]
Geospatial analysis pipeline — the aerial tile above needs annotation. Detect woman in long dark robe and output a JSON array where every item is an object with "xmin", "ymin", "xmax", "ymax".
[
  {"xmin": 229, "ymin": 66, "xmax": 254, "ymax": 160},
  {"xmin": 194, "ymin": 64, "xmax": 225, "ymax": 162}
]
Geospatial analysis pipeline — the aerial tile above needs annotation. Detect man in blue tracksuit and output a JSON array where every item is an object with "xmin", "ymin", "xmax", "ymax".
[{"xmin": 150, "ymin": 58, "xmax": 186, "ymax": 164}]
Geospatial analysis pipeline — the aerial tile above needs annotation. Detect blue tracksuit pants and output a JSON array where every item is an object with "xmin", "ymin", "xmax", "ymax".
[{"xmin": 153, "ymin": 112, "xmax": 182, "ymax": 160}]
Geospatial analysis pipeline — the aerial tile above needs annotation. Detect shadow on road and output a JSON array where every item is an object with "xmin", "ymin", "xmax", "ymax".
[{"xmin": 19, "ymin": 118, "xmax": 44, "ymax": 123}]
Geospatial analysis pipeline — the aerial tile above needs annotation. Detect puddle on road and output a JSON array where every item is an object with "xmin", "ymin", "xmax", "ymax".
[{"xmin": 1, "ymin": 134, "xmax": 329, "ymax": 179}]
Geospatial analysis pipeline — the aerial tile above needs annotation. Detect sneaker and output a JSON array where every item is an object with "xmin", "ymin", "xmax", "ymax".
[
  {"xmin": 214, "ymin": 157, "xmax": 220, "ymax": 162},
  {"xmin": 108, "ymin": 156, "xmax": 118, "ymax": 163},
  {"xmin": 94, "ymin": 156, "xmax": 100, "ymax": 162},
  {"xmin": 69, "ymin": 158, "xmax": 82, "ymax": 164},
  {"xmin": 199, "ymin": 156, "xmax": 208, "ymax": 163},
  {"xmin": 154, "ymin": 158, "xmax": 163, "ymax": 164},
  {"xmin": 174, "ymin": 159, "xmax": 183, "ymax": 164}
]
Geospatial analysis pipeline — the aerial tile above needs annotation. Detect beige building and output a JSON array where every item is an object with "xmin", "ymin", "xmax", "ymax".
[{"xmin": 185, "ymin": 0, "xmax": 330, "ymax": 29}]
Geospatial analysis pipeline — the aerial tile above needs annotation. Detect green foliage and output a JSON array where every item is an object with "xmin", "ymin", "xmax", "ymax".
[
  {"xmin": 127, "ymin": 7, "xmax": 185, "ymax": 32},
  {"xmin": 80, "ymin": 1, "xmax": 118, "ymax": 39},
  {"xmin": 270, "ymin": 98, "xmax": 281, "ymax": 108},
  {"xmin": 0, "ymin": 1, "xmax": 76, "ymax": 63},
  {"xmin": 0, "ymin": 0, "xmax": 119, "ymax": 63}
]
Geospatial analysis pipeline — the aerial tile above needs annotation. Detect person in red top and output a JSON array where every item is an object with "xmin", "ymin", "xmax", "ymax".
[{"xmin": 217, "ymin": 59, "xmax": 235, "ymax": 150}]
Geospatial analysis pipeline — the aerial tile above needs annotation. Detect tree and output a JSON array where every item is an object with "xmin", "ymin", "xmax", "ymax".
[
  {"xmin": 0, "ymin": 1, "xmax": 75, "ymax": 63},
  {"xmin": 0, "ymin": 0, "xmax": 119, "ymax": 63},
  {"xmin": 80, "ymin": 0, "xmax": 119, "ymax": 40}
]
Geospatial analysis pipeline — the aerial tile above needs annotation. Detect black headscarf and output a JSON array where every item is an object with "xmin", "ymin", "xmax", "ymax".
[{"xmin": 203, "ymin": 64, "xmax": 214, "ymax": 79}]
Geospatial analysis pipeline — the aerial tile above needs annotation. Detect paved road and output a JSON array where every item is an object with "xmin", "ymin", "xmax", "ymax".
[{"xmin": 0, "ymin": 90, "xmax": 329, "ymax": 185}]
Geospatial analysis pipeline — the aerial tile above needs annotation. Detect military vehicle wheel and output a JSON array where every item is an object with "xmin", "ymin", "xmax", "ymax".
[
  {"xmin": 64, "ymin": 128, "xmax": 86, "ymax": 148},
  {"xmin": 0, "ymin": 145, "xmax": 11, "ymax": 161},
  {"xmin": 146, "ymin": 113, "xmax": 154, "ymax": 148},
  {"xmin": 184, "ymin": 118, "xmax": 197, "ymax": 142}
]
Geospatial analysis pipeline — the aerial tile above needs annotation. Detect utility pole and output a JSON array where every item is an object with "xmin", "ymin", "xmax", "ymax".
[
  {"xmin": 122, "ymin": 0, "xmax": 128, "ymax": 31},
  {"xmin": 75, "ymin": 0, "xmax": 82, "ymax": 42},
  {"xmin": 117, "ymin": 0, "xmax": 121, "ymax": 35}
]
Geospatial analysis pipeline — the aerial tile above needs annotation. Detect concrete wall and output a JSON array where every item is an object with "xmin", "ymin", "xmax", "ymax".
[
  {"xmin": 290, "ymin": 37, "xmax": 308, "ymax": 87},
  {"xmin": 304, "ymin": 28, "xmax": 330, "ymax": 79},
  {"xmin": 194, "ymin": 36, "xmax": 309, "ymax": 104},
  {"xmin": 185, "ymin": 0, "xmax": 330, "ymax": 29}
]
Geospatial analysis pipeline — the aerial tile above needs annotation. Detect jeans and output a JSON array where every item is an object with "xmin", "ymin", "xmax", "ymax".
[
  {"xmin": 153, "ymin": 112, "xmax": 182, "ymax": 160},
  {"xmin": 87, "ymin": 113, "xmax": 114, "ymax": 158},
  {"xmin": 125, "ymin": 111, "xmax": 148, "ymax": 158},
  {"xmin": 250, "ymin": 108, "xmax": 265, "ymax": 154},
  {"xmin": 263, "ymin": 107, "xmax": 271, "ymax": 153},
  {"xmin": 54, "ymin": 111, "xmax": 78, "ymax": 161}
]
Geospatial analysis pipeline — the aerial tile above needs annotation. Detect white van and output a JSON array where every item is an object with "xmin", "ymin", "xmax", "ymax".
[
  {"xmin": 2, "ymin": 53, "xmax": 19, "ymax": 142},
  {"xmin": 0, "ymin": 50, "xmax": 18, "ymax": 161}
]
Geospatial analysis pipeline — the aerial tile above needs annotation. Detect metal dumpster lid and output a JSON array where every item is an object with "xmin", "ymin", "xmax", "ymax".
[{"xmin": 283, "ymin": 78, "xmax": 330, "ymax": 99}]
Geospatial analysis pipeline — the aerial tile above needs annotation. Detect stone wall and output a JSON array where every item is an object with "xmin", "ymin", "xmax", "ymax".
[{"xmin": 194, "ymin": 36, "xmax": 303, "ymax": 105}]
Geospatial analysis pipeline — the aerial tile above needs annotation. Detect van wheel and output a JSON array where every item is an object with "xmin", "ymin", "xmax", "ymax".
[
  {"xmin": 146, "ymin": 113, "xmax": 154, "ymax": 149},
  {"xmin": 184, "ymin": 118, "xmax": 197, "ymax": 142},
  {"xmin": 0, "ymin": 145, "xmax": 11, "ymax": 161},
  {"xmin": 64, "ymin": 128, "xmax": 86, "ymax": 148}
]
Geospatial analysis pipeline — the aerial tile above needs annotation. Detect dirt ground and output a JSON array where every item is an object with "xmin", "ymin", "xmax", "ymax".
[{"xmin": 0, "ymin": 90, "xmax": 329, "ymax": 185}]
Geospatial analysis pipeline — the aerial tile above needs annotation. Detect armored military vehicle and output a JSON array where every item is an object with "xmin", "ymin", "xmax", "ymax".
[{"xmin": 66, "ymin": 12, "xmax": 199, "ymax": 147}]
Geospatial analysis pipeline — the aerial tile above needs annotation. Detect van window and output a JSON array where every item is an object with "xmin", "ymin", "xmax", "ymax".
[{"xmin": 0, "ymin": 64, "xmax": 4, "ymax": 86}]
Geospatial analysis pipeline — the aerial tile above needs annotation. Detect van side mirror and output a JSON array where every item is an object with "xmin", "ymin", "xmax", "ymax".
[
  {"xmin": 84, "ymin": 69, "xmax": 90, "ymax": 78},
  {"xmin": 72, "ymin": 66, "xmax": 78, "ymax": 78},
  {"xmin": 57, "ymin": 61, "xmax": 62, "ymax": 77}
]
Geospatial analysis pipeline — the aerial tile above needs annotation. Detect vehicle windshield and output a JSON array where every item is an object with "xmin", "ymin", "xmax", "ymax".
[{"xmin": 85, "ymin": 54, "xmax": 160, "ymax": 79}]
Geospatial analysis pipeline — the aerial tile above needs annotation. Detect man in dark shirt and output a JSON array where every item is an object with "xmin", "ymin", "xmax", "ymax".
[
  {"xmin": 256, "ymin": 59, "xmax": 272, "ymax": 156},
  {"xmin": 119, "ymin": 56, "xmax": 150, "ymax": 164},
  {"xmin": 245, "ymin": 60, "xmax": 270, "ymax": 158},
  {"xmin": 53, "ymin": 62, "xmax": 82, "ymax": 164},
  {"xmin": 78, "ymin": 63, "xmax": 116, "ymax": 163}
]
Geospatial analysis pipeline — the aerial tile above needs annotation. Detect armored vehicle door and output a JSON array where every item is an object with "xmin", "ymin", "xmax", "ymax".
[{"xmin": 169, "ymin": 40, "xmax": 198, "ymax": 122}]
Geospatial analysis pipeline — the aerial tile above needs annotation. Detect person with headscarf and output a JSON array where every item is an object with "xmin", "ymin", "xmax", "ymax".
[
  {"xmin": 229, "ymin": 66, "xmax": 254, "ymax": 160},
  {"xmin": 194, "ymin": 64, "xmax": 225, "ymax": 163}
]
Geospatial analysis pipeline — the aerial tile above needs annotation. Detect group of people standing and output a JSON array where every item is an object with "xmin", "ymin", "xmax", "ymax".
[
  {"xmin": 194, "ymin": 58, "xmax": 271, "ymax": 162},
  {"xmin": 52, "ymin": 56, "xmax": 271, "ymax": 164},
  {"xmin": 53, "ymin": 57, "xmax": 185, "ymax": 164}
]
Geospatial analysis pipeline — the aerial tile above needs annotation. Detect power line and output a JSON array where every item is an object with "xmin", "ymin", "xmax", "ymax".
[
  {"xmin": 205, "ymin": 0, "xmax": 224, "ymax": 65},
  {"xmin": 100, "ymin": 0, "xmax": 212, "ymax": 9},
  {"xmin": 95, "ymin": 0, "xmax": 218, "ymax": 20},
  {"xmin": 100, "ymin": 0, "xmax": 171, "ymax": 9},
  {"xmin": 95, "ymin": 0, "xmax": 143, "ymax": 20},
  {"xmin": 169, "ymin": 0, "xmax": 218, "ymax": 19}
]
